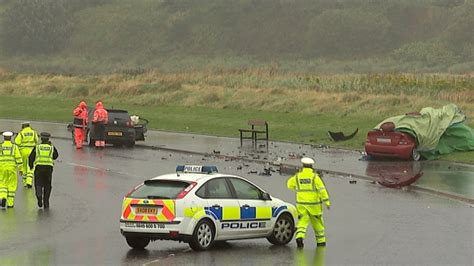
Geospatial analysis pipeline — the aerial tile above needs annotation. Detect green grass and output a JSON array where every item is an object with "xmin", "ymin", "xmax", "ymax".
[{"xmin": 1, "ymin": 94, "xmax": 472, "ymax": 164}]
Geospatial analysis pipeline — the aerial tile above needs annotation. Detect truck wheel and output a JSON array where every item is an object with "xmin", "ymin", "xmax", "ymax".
[
  {"xmin": 266, "ymin": 213, "xmax": 294, "ymax": 245},
  {"xmin": 125, "ymin": 236, "xmax": 150, "ymax": 250},
  {"xmin": 189, "ymin": 219, "xmax": 215, "ymax": 251}
]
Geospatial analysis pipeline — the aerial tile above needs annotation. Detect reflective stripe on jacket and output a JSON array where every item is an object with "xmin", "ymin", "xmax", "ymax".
[
  {"xmin": 15, "ymin": 127, "xmax": 38, "ymax": 148},
  {"xmin": 0, "ymin": 141, "xmax": 23, "ymax": 168},
  {"xmin": 287, "ymin": 167, "xmax": 330, "ymax": 215},
  {"xmin": 34, "ymin": 144, "xmax": 54, "ymax": 168}
]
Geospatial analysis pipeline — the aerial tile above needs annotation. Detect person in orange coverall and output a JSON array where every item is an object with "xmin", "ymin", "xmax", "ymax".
[
  {"xmin": 72, "ymin": 101, "xmax": 88, "ymax": 149},
  {"xmin": 92, "ymin": 101, "xmax": 108, "ymax": 148}
]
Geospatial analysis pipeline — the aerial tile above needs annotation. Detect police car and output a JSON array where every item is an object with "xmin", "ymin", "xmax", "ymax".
[{"xmin": 120, "ymin": 165, "xmax": 297, "ymax": 251}]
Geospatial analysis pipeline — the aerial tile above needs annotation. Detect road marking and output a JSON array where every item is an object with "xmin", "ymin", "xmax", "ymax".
[
  {"xmin": 142, "ymin": 259, "xmax": 161, "ymax": 266},
  {"xmin": 67, "ymin": 162, "xmax": 103, "ymax": 171},
  {"xmin": 66, "ymin": 162, "xmax": 135, "ymax": 177},
  {"xmin": 142, "ymin": 253, "xmax": 180, "ymax": 266}
]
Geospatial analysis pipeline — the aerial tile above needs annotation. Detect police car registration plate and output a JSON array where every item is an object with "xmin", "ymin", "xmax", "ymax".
[{"xmin": 136, "ymin": 207, "xmax": 159, "ymax": 215}]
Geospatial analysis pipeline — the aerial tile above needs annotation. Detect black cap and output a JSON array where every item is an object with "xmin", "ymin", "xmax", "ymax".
[{"xmin": 40, "ymin": 132, "xmax": 51, "ymax": 138}]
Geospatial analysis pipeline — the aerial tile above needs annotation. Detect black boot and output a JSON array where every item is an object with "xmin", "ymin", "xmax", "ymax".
[
  {"xmin": 317, "ymin": 242, "xmax": 326, "ymax": 247},
  {"xmin": 296, "ymin": 238, "xmax": 304, "ymax": 248},
  {"xmin": 0, "ymin": 198, "xmax": 6, "ymax": 208}
]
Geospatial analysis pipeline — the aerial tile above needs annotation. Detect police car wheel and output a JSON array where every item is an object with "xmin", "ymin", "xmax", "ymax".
[
  {"xmin": 266, "ymin": 214, "xmax": 294, "ymax": 245},
  {"xmin": 125, "ymin": 236, "xmax": 150, "ymax": 250},
  {"xmin": 189, "ymin": 219, "xmax": 215, "ymax": 251}
]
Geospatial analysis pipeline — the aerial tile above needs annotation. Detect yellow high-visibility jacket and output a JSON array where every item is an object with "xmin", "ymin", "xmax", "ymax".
[
  {"xmin": 287, "ymin": 167, "xmax": 330, "ymax": 215},
  {"xmin": 15, "ymin": 127, "xmax": 38, "ymax": 149},
  {"xmin": 33, "ymin": 144, "xmax": 55, "ymax": 168},
  {"xmin": 0, "ymin": 141, "xmax": 23, "ymax": 169}
]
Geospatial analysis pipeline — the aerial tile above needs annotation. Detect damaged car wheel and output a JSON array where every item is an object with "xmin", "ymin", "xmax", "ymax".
[{"xmin": 412, "ymin": 149, "xmax": 421, "ymax": 161}]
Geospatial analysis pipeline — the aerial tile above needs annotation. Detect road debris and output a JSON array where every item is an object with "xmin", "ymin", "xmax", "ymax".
[
  {"xmin": 328, "ymin": 128, "xmax": 359, "ymax": 141},
  {"xmin": 320, "ymin": 144, "xmax": 330, "ymax": 149}
]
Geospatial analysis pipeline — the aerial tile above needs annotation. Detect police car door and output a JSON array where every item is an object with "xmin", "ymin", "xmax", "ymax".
[
  {"xmin": 227, "ymin": 177, "xmax": 273, "ymax": 238},
  {"xmin": 195, "ymin": 177, "xmax": 241, "ymax": 239}
]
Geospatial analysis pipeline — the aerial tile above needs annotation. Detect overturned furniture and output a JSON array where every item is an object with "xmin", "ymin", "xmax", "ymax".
[{"xmin": 238, "ymin": 119, "xmax": 269, "ymax": 148}]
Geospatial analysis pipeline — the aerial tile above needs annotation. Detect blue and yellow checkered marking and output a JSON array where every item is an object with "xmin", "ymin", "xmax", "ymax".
[
  {"xmin": 240, "ymin": 206, "xmax": 256, "ymax": 220},
  {"xmin": 203, "ymin": 206, "xmax": 273, "ymax": 221}
]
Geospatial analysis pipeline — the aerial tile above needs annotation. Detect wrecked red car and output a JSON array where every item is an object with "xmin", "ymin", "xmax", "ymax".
[{"xmin": 365, "ymin": 122, "xmax": 421, "ymax": 161}]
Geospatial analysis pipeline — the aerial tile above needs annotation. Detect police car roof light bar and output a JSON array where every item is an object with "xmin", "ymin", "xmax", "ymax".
[{"xmin": 176, "ymin": 165, "xmax": 218, "ymax": 174}]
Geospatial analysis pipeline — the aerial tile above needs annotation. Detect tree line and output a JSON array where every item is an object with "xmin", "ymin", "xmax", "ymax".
[{"xmin": 0, "ymin": 0, "xmax": 472, "ymax": 72}]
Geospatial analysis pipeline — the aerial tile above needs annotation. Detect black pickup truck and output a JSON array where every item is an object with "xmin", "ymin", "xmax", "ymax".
[{"xmin": 69, "ymin": 109, "xmax": 148, "ymax": 147}]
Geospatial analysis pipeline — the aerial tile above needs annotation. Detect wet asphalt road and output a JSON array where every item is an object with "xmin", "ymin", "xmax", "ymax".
[{"xmin": 0, "ymin": 139, "xmax": 472, "ymax": 265}]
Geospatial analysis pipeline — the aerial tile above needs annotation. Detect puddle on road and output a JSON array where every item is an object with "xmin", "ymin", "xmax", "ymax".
[
  {"xmin": 416, "ymin": 162, "xmax": 474, "ymax": 199},
  {"xmin": 364, "ymin": 160, "xmax": 474, "ymax": 199}
]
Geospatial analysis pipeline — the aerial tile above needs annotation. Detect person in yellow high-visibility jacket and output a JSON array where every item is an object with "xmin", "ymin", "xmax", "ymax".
[
  {"xmin": 0, "ymin": 131, "xmax": 23, "ymax": 208},
  {"xmin": 287, "ymin": 157, "xmax": 330, "ymax": 248},
  {"xmin": 29, "ymin": 132, "xmax": 59, "ymax": 208},
  {"xmin": 14, "ymin": 122, "xmax": 38, "ymax": 188}
]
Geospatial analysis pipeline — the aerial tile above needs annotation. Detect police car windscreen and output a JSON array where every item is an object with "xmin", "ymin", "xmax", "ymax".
[{"xmin": 130, "ymin": 180, "xmax": 190, "ymax": 199}]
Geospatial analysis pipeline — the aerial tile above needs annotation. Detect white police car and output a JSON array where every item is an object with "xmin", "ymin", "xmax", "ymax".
[{"xmin": 120, "ymin": 165, "xmax": 297, "ymax": 251}]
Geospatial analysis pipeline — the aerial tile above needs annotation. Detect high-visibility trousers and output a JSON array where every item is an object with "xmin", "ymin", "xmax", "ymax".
[
  {"xmin": 295, "ymin": 207, "xmax": 326, "ymax": 244},
  {"xmin": 20, "ymin": 147, "xmax": 34, "ymax": 186},
  {"xmin": 74, "ymin": 127, "xmax": 86, "ymax": 149},
  {"xmin": 0, "ymin": 168, "xmax": 8, "ymax": 204},
  {"xmin": 2, "ymin": 167, "xmax": 18, "ymax": 207}
]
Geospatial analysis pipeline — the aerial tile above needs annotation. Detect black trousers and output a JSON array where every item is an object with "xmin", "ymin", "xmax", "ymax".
[
  {"xmin": 94, "ymin": 123, "xmax": 106, "ymax": 141},
  {"xmin": 34, "ymin": 166, "xmax": 53, "ymax": 207}
]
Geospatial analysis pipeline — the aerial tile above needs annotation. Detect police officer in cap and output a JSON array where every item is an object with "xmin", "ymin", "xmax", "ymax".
[
  {"xmin": 287, "ymin": 157, "xmax": 331, "ymax": 248},
  {"xmin": 28, "ymin": 132, "xmax": 59, "ymax": 208}
]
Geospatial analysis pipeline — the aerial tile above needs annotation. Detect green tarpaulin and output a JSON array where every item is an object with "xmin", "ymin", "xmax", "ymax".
[{"xmin": 376, "ymin": 104, "xmax": 474, "ymax": 160}]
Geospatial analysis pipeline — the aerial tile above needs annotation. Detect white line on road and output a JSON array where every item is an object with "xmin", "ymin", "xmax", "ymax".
[{"xmin": 65, "ymin": 162, "xmax": 135, "ymax": 177}]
